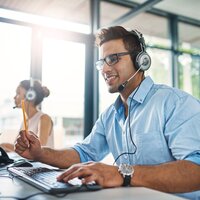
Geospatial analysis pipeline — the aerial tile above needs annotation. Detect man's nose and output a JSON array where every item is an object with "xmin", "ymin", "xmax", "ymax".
[{"xmin": 101, "ymin": 62, "xmax": 112, "ymax": 73}]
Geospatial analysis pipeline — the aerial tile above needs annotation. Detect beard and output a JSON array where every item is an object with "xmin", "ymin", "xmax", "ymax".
[{"xmin": 107, "ymin": 84, "xmax": 119, "ymax": 93}]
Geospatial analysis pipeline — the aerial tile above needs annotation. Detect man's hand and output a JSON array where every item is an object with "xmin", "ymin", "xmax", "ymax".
[
  {"xmin": 14, "ymin": 130, "xmax": 42, "ymax": 160},
  {"xmin": 57, "ymin": 162, "xmax": 124, "ymax": 188}
]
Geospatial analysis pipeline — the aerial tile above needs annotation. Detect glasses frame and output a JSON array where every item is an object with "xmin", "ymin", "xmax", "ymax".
[{"xmin": 95, "ymin": 52, "xmax": 133, "ymax": 71}]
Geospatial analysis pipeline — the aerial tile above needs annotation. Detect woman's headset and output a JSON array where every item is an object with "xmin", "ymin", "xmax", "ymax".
[{"xmin": 26, "ymin": 78, "xmax": 36, "ymax": 101}]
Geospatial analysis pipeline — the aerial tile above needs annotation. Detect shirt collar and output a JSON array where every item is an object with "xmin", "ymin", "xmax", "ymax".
[
  {"xmin": 113, "ymin": 76, "xmax": 154, "ymax": 110},
  {"xmin": 128, "ymin": 76, "xmax": 154, "ymax": 104}
]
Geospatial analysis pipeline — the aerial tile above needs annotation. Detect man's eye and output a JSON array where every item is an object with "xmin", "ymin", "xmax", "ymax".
[{"xmin": 106, "ymin": 55, "xmax": 117, "ymax": 64}]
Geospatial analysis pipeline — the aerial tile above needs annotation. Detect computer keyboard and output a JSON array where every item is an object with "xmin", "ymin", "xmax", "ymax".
[{"xmin": 8, "ymin": 167, "xmax": 102, "ymax": 194}]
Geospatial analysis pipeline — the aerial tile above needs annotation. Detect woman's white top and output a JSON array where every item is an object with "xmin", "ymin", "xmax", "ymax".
[{"xmin": 20, "ymin": 111, "xmax": 54, "ymax": 148}]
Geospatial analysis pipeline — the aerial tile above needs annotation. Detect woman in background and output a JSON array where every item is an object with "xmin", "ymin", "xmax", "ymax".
[{"xmin": 0, "ymin": 79, "xmax": 54, "ymax": 151}]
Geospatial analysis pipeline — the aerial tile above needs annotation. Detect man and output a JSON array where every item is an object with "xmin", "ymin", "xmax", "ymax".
[{"xmin": 15, "ymin": 26, "xmax": 200, "ymax": 199}]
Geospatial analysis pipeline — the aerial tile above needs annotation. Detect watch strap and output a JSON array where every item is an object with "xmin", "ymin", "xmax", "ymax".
[
  {"xmin": 118, "ymin": 163, "xmax": 134, "ymax": 187},
  {"xmin": 123, "ymin": 174, "xmax": 131, "ymax": 186}
]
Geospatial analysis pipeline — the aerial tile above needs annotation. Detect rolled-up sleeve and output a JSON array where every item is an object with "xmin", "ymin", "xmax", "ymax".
[
  {"xmin": 73, "ymin": 113, "xmax": 109, "ymax": 163},
  {"xmin": 165, "ymin": 94, "xmax": 200, "ymax": 163},
  {"xmin": 185, "ymin": 152, "xmax": 200, "ymax": 165}
]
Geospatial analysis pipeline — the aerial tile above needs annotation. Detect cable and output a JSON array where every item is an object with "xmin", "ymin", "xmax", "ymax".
[
  {"xmin": 0, "ymin": 168, "xmax": 15, "ymax": 179},
  {"xmin": 0, "ymin": 187, "xmax": 81, "ymax": 199},
  {"xmin": 0, "ymin": 168, "xmax": 7, "ymax": 171},
  {"xmin": 0, "ymin": 192, "xmax": 48, "ymax": 200},
  {"xmin": 0, "ymin": 174, "xmax": 13, "ymax": 179},
  {"xmin": 0, "ymin": 171, "xmax": 77, "ymax": 199},
  {"xmin": 113, "ymin": 79, "xmax": 143, "ymax": 165},
  {"xmin": 0, "ymin": 189, "xmax": 70, "ymax": 199}
]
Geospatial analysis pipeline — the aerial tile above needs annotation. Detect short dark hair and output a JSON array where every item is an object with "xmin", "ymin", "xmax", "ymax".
[
  {"xmin": 20, "ymin": 80, "xmax": 50, "ymax": 106},
  {"xmin": 95, "ymin": 26, "xmax": 142, "ymax": 52}
]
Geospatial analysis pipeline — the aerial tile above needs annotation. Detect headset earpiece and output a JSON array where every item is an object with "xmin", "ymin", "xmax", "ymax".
[
  {"xmin": 130, "ymin": 30, "xmax": 151, "ymax": 71},
  {"xmin": 135, "ymin": 51, "xmax": 151, "ymax": 71},
  {"xmin": 25, "ymin": 78, "xmax": 36, "ymax": 101},
  {"xmin": 26, "ymin": 89, "xmax": 36, "ymax": 101}
]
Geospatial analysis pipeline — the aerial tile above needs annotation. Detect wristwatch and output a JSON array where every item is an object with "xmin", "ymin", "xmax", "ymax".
[{"xmin": 118, "ymin": 163, "xmax": 134, "ymax": 186}]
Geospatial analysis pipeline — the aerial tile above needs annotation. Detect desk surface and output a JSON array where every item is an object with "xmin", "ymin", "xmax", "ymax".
[
  {"xmin": 0, "ymin": 153, "xmax": 186, "ymax": 200},
  {"xmin": 0, "ymin": 170, "xmax": 186, "ymax": 200}
]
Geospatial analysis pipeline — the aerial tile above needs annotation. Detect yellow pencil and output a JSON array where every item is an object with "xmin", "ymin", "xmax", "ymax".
[{"xmin": 21, "ymin": 99, "xmax": 28, "ymax": 134}]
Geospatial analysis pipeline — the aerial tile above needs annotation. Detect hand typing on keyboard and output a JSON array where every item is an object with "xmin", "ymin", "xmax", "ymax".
[
  {"xmin": 8, "ymin": 167, "xmax": 102, "ymax": 194},
  {"xmin": 59, "ymin": 172, "xmax": 96, "ymax": 186},
  {"xmin": 56, "ymin": 162, "xmax": 122, "ymax": 188},
  {"xmin": 68, "ymin": 177, "xmax": 82, "ymax": 186}
]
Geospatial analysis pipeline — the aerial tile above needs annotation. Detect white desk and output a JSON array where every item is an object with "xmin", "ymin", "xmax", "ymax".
[
  {"xmin": 0, "ymin": 173, "xmax": 186, "ymax": 200},
  {"xmin": 0, "ymin": 153, "xmax": 186, "ymax": 200}
]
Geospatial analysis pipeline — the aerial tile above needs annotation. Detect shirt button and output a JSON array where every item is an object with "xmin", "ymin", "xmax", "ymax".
[{"xmin": 124, "ymin": 155, "xmax": 128, "ymax": 159}]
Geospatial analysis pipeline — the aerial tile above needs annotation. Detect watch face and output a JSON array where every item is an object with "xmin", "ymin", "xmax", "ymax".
[{"xmin": 119, "ymin": 164, "xmax": 134, "ymax": 176}]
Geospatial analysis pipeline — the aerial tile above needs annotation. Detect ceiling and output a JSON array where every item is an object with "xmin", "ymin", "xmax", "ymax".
[
  {"xmin": 0, "ymin": 0, "xmax": 199, "ymax": 48},
  {"xmin": 0, "ymin": 0, "xmax": 199, "ymax": 25},
  {"xmin": 129, "ymin": 0, "xmax": 200, "ymax": 21}
]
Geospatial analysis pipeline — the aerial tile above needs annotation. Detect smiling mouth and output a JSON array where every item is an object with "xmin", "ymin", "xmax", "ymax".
[
  {"xmin": 105, "ymin": 75, "xmax": 117, "ymax": 85},
  {"xmin": 105, "ymin": 75, "xmax": 118, "ymax": 84}
]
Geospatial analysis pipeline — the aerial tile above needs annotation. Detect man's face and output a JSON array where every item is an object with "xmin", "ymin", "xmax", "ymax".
[{"xmin": 98, "ymin": 39, "xmax": 136, "ymax": 93}]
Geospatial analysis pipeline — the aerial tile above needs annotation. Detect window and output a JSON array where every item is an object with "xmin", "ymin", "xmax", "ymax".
[
  {"xmin": 178, "ymin": 22, "xmax": 200, "ymax": 98},
  {"xmin": 100, "ymin": 1, "xmax": 130, "ymax": 27},
  {"xmin": 146, "ymin": 48, "xmax": 172, "ymax": 85},
  {"xmin": 0, "ymin": 22, "xmax": 31, "ymax": 143},
  {"xmin": 178, "ymin": 54, "xmax": 200, "ymax": 98},
  {"xmin": 42, "ymin": 38, "xmax": 85, "ymax": 148},
  {"xmin": 179, "ymin": 22, "xmax": 200, "ymax": 54}
]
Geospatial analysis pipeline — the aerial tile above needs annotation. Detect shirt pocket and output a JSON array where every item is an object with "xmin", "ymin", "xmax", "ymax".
[{"xmin": 135, "ymin": 131, "xmax": 168, "ymax": 165}]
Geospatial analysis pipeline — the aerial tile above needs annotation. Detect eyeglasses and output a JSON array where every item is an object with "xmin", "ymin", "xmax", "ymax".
[{"xmin": 95, "ymin": 52, "xmax": 132, "ymax": 71}]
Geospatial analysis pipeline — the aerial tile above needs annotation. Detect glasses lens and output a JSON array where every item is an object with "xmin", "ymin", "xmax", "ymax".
[
  {"xmin": 106, "ymin": 54, "xmax": 118, "ymax": 66},
  {"xmin": 95, "ymin": 60, "xmax": 104, "ymax": 70},
  {"xmin": 95, "ymin": 54, "xmax": 119, "ymax": 70}
]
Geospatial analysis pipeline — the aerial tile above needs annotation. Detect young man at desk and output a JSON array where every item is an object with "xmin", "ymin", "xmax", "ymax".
[{"xmin": 15, "ymin": 26, "xmax": 200, "ymax": 199}]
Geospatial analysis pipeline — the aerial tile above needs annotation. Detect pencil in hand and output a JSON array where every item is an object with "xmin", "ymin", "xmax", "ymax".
[{"xmin": 21, "ymin": 99, "xmax": 28, "ymax": 134}]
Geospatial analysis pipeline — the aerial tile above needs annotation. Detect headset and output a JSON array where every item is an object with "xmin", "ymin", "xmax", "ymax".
[
  {"xmin": 129, "ymin": 29, "xmax": 151, "ymax": 71},
  {"xmin": 117, "ymin": 29, "xmax": 151, "ymax": 92},
  {"xmin": 26, "ymin": 78, "xmax": 37, "ymax": 101},
  {"xmin": 13, "ymin": 78, "xmax": 36, "ymax": 109}
]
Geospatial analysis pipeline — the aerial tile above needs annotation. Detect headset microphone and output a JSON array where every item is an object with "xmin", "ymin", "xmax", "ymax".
[
  {"xmin": 13, "ymin": 106, "xmax": 17, "ymax": 109},
  {"xmin": 118, "ymin": 67, "xmax": 141, "ymax": 92}
]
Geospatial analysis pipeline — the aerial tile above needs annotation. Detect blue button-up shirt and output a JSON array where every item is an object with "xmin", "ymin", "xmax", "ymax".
[{"xmin": 74, "ymin": 76, "xmax": 200, "ymax": 199}]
